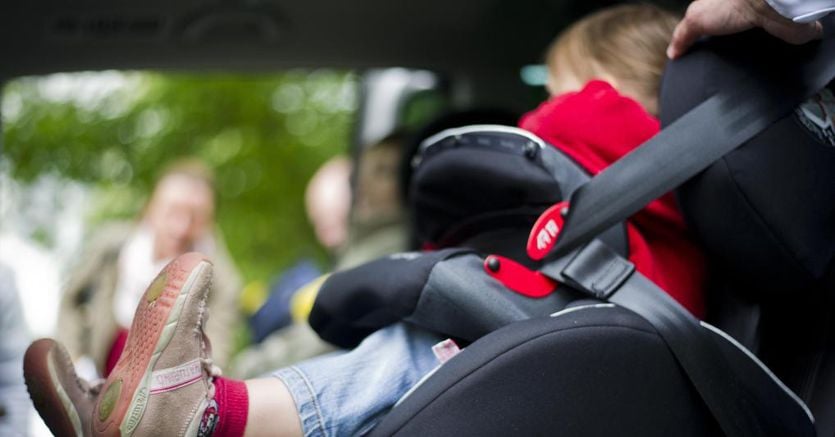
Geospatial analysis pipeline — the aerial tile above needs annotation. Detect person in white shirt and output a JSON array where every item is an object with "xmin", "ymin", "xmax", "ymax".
[
  {"xmin": 56, "ymin": 159, "xmax": 242, "ymax": 378},
  {"xmin": 667, "ymin": 0, "xmax": 835, "ymax": 58}
]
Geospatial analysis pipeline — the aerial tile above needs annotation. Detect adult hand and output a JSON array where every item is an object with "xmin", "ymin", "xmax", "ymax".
[{"xmin": 667, "ymin": 0, "xmax": 824, "ymax": 59}]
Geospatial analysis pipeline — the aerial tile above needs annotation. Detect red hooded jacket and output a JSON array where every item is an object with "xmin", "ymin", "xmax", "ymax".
[{"xmin": 519, "ymin": 80, "xmax": 706, "ymax": 317}]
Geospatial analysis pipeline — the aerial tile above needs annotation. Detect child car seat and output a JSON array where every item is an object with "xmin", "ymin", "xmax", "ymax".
[
  {"xmin": 311, "ymin": 127, "xmax": 809, "ymax": 436},
  {"xmin": 310, "ymin": 32, "xmax": 832, "ymax": 436},
  {"xmin": 364, "ymin": 125, "xmax": 811, "ymax": 436}
]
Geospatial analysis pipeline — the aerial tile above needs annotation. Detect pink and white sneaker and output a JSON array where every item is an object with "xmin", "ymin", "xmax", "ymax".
[{"xmin": 25, "ymin": 253, "xmax": 222, "ymax": 437}]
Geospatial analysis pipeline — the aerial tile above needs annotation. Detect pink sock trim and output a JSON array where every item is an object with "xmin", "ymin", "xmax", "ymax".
[{"xmin": 214, "ymin": 377, "xmax": 249, "ymax": 437}]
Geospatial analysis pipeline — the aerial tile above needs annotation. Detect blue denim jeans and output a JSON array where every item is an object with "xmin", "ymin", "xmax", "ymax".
[{"xmin": 274, "ymin": 323, "xmax": 442, "ymax": 437}]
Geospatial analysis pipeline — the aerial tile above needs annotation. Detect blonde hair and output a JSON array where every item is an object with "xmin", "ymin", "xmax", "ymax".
[
  {"xmin": 546, "ymin": 4, "xmax": 679, "ymax": 113},
  {"xmin": 157, "ymin": 158, "xmax": 216, "ymax": 192}
]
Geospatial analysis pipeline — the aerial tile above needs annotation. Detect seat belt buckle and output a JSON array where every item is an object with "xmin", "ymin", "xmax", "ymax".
[{"xmin": 560, "ymin": 240, "xmax": 635, "ymax": 300}]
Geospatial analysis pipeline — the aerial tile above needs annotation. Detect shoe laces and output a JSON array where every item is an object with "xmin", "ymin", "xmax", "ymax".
[
  {"xmin": 195, "ymin": 296, "xmax": 222, "ymax": 399},
  {"xmin": 58, "ymin": 343, "xmax": 103, "ymax": 398},
  {"xmin": 88, "ymin": 378, "xmax": 105, "ymax": 397}
]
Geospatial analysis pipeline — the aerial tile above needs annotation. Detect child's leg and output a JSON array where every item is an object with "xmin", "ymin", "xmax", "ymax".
[
  {"xmin": 272, "ymin": 323, "xmax": 442, "ymax": 436},
  {"xmin": 25, "ymin": 253, "xmax": 443, "ymax": 437},
  {"xmin": 244, "ymin": 378, "xmax": 301, "ymax": 437}
]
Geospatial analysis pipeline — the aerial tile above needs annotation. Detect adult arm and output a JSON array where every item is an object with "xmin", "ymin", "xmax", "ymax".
[
  {"xmin": 55, "ymin": 224, "xmax": 128, "ymax": 375},
  {"xmin": 667, "ymin": 0, "xmax": 831, "ymax": 59}
]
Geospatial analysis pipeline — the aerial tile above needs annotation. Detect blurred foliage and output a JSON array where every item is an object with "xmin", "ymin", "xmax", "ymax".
[{"xmin": 2, "ymin": 70, "xmax": 356, "ymax": 283}]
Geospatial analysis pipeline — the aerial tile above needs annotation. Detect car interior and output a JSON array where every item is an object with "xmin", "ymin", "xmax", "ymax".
[{"xmin": 2, "ymin": 0, "xmax": 834, "ymax": 435}]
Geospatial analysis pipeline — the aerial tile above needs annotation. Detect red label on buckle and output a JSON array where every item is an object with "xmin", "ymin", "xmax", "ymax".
[
  {"xmin": 483, "ymin": 255, "xmax": 558, "ymax": 298},
  {"xmin": 527, "ymin": 201, "xmax": 568, "ymax": 261}
]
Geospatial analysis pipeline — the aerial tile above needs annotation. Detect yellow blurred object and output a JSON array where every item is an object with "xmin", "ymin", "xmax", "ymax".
[
  {"xmin": 239, "ymin": 280, "xmax": 268, "ymax": 315},
  {"xmin": 291, "ymin": 274, "xmax": 330, "ymax": 323}
]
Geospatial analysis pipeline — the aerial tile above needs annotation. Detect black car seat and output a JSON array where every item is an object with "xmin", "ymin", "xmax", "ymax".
[
  {"xmin": 373, "ymin": 305, "xmax": 723, "ymax": 436},
  {"xmin": 310, "ymin": 32, "xmax": 831, "ymax": 436},
  {"xmin": 354, "ymin": 122, "xmax": 813, "ymax": 436},
  {"xmin": 310, "ymin": 121, "xmax": 809, "ymax": 435}
]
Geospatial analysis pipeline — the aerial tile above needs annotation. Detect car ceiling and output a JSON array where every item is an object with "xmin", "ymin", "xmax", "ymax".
[{"xmin": 0, "ymin": 0, "xmax": 688, "ymax": 80}]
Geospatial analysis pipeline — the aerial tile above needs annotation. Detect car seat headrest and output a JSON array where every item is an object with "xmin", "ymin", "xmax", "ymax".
[{"xmin": 411, "ymin": 125, "xmax": 628, "ymax": 259}]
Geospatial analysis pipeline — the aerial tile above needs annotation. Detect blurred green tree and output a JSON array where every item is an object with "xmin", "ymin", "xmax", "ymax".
[{"xmin": 2, "ymin": 70, "xmax": 356, "ymax": 284}]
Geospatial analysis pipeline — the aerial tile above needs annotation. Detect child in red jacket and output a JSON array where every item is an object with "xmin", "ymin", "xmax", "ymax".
[
  {"xmin": 24, "ymin": 5, "xmax": 707, "ymax": 437},
  {"xmin": 520, "ymin": 4, "xmax": 706, "ymax": 317}
]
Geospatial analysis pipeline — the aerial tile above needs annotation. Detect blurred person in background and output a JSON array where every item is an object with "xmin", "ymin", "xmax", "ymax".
[
  {"xmin": 0, "ymin": 263, "xmax": 30, "ymax": 436},
  {"xmin": 56, "ymin": 159, "xmax": 242, "ymax": 378},
  {"xmin": 246, "ymin": 155, "xmax": 352, "ymax": 346},
  {"xmin": 336, "ymin": 132, "xmax": 410, "ymax": 270},
  {"xmin": 306, "ymin": 156, "xmax": 354, "ymax": 260},
  {"xmin": 233, "ymin": 155, "xmax": 351, "ymax": 377}
]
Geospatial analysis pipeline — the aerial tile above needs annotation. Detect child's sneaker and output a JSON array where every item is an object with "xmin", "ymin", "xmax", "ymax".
[
  {"xmin": 26, "ymin": 252, "xmax": 220, "ymax": 437},
  {"xmin": 94, "ymin": 252, "xmax": 218, "ymax": 436},
  {"xmin": 24, "ymin": 338, "xmax": 101, "ymax": 436}
]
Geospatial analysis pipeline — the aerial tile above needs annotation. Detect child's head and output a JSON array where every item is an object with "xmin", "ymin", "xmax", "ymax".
[{"xmin": 545, "ymin": 4, "xmax": 679, "ymax": 114}]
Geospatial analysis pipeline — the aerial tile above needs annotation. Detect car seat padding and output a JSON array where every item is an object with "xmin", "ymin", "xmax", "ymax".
[{"xmin": 372, "ymin": 306, "xmax": 721, "ymax": 437}]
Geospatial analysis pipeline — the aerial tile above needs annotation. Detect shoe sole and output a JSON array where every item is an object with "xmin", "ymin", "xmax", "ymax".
[
  {"xmin": 94, "ymin": 253, "xmax": 211, "ymax": 437},
  {"xmin": 24, "ymin": 339, "xmax": 86, "ymax": 437}
]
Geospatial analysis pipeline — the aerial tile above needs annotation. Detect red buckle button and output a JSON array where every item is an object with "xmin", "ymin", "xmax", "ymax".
[{"xmin": 527, "ymin": 201, "xmax": 569, "ymax": 261}]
